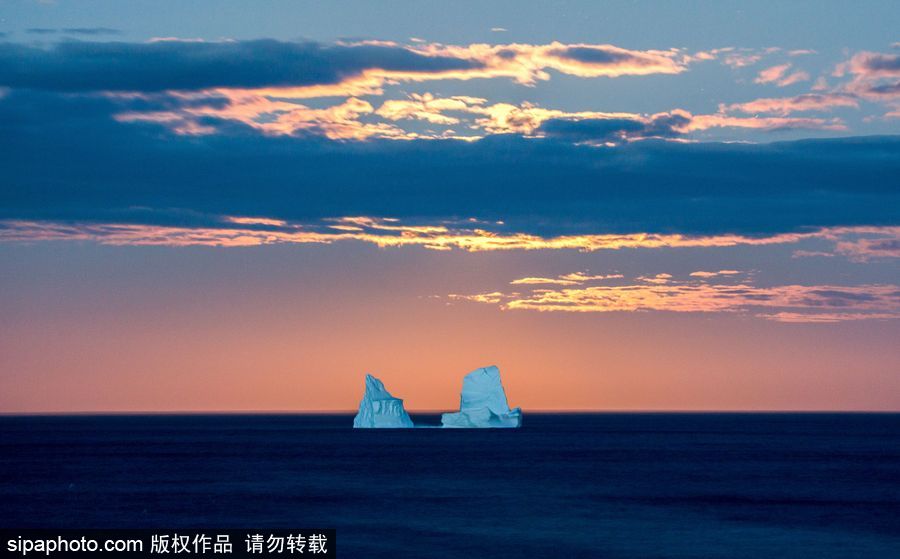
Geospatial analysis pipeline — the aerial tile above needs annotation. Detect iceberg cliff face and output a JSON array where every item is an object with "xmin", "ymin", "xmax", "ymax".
[
  {"xmin": 353, "ymin": 374, "xmax": 414, "ymax": 428},
  {"xmin": 441, "ymin": 366, "xmax": 522, "ymax": 428}
]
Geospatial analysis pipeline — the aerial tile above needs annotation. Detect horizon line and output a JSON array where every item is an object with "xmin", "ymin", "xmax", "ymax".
[{"xmin": 2, "ymin": 409, "xmax": 899, "ymax": 417}]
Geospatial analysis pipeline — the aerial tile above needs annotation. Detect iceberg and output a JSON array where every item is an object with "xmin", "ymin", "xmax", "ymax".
[
  {"xmin": 441, "ymin": 366, "xmax": 522, "ymax": 428},
  {"xmin": 353, "ymin": 374, "xmax": 414, "ymax": 428}
]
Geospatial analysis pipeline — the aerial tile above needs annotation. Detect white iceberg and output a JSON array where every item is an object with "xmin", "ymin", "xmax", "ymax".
[
  {"xmin": 353, "ymin": 374, "xmax": 414, "ymax": 428},
  {"xmin": 441, "ymin": 366, "xmax": 522, "ymax": 428}
]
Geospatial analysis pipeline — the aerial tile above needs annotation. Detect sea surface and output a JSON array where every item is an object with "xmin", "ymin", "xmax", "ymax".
[{"xmin": 1, "ymin": 413, "xmax": 899, "ymax": 558}]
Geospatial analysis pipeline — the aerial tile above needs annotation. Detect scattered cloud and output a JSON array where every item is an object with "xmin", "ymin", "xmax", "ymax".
[
  {"xmin": 755, "ymin": 63, "xmax": 790, "ymax": 83},
  {"xmin": 116, "ymin": 95, "xmax": 412, "ymax": 140},
  {"xmin": 792, "ymin": 250, "xmax": 835, "ymax": 259},
  {"xmin": 96, "ymin": 88, "xmax": 850, "ymax": 142},
  {"xmin": 371, "ymin": 94, "xmax": 844, "ymax": 141},
  {"xmin": 0, "ymin": 29, "xmax": 895, "ymax": 335},
  {"xmin": 638, "ymin": 273, "xmax": 673, "ymax": 284},
  {"xmin": 689, "ymin": 270, "xmax": 742, "ymax": 277},
  {"xmin": 836, "ymin": 51, "xmax": 900, "ymax": 80},
  {"xmin": 375, "ymin": 93, "xmax": 484, "ymax": 125},
  {"xmin": 675, "ymin": 113, "xmax": 843, "ymax": 132},
  {"xmin": 376, "ymin": 95, "xmax": 679, "ymax": 139},
  {"xmin": 409, "ymin": 42, "xmax": 687, "ymax": 85},
  {"xmin": 834, "ymin": 51, "xmax": 900, "ymax": 100},
  {"xmin": 449, "ymin": 273, "xmax": 900, "ymax": 322},
  {"xmin": 711, "ymin": 47, "xmax": 773, "ymax": 68},
  {"xmin": 510, "ymin": 272, "xmax": 623, "ymax": 286},
  {"xmin": 835, "ymin": 236, "xmax": 900, "ymax": 261},
  {"xmin": 811, "ymin": 76, "xmax": 830, "ymax": 91},
  {"xmin": 755, "ymin": 63, "xmax": 810, "ymax": 87},
  {"xmin": 722, "ymin": 93, "xmax": 859, "ymax": 116},
  {"xmin": 756, "ymin": 312, "xmax": 900, "ymax": 323}
]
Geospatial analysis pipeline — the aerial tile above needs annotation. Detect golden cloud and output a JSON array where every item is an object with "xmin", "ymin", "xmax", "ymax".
[
  {"xmin": 1, "ymin": 218, "xmax": 897, "ymax": 258},
  {"xmin": 449, "ymin": 274, "xmax": 900, "ymax": 323}
]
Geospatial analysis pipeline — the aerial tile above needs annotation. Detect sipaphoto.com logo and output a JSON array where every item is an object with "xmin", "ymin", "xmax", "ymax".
[
  {"xmin": 6, "ymin": 535, "xmax": 142, "ymax": 556},
  {"xmin": 0, "ymin": 529, "xmax": 336, "ymax": 558}
]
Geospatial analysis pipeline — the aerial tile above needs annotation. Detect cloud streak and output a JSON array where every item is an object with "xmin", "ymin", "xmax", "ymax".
[
  {"xmin": 373, "ymin": 95, "xmax": 845, "ymax": 141},
  {"xmin": 449, "ymin": 272, "xmax": 900, "ymax": 322},
  {"xmin": 0, "ymin": 39, "xmax": 687, "ymax": 95},
  {"xmin": 722, "ymin": 93, "xmax": 859, "ymax": 116},
  {"xmin": 755, "ymin": 63, "xmax": 809, "ymax": 87},
  {"xmin": 1, "ymin": 218, "xmax": 897, "ymax": 261},
  {"xmin": 510, "ymin": 272, "xmax": 624, "ymax": 286},
  {"xmin": 116, "ymin": 94, "xmax": 849, "ymax": 140}
]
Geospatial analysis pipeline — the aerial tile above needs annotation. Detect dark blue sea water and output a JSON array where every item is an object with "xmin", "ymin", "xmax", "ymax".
[{"xmin": 1, "ymin": 414, "xmax": 899, "ymax": 558}]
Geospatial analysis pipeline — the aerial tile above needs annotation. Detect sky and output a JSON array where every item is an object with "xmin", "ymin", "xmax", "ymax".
[{"xmin": 1, "ymin": 1, "xmax": 899, "ymax": 412}]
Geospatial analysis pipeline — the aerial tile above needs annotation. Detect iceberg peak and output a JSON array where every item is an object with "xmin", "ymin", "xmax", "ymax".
[
  {"xmin": 352, "ymin": 374, "xmax": 414, "ymax": 428},
  {"xmin": 441, "ymin": 366, "xmax": 522, "ymax": 428}
]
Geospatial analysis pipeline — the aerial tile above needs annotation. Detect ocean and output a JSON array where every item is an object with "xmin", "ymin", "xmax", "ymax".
[{"xmin": 1, "ymin": 413, "xmax": 899, "ymax": 558}]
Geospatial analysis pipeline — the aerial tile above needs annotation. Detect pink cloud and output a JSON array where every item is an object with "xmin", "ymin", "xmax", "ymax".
[
  {"xmin": 450, "ymin": 275, "xmax": 900, "ymax": 323},
  {"xmin": 834, "ymin": 51, "xmax": 900, "ymax": 101},
  {"xmin": 722, "ymin": 93, "xmax": 859, "ymax": 116},
  {"xmin": 686, "ymin": 113, "xmax": 845, "ymax": 132},
  {"xmin": 835, "ymin": 237, "xmax": 900, "ymax": 261},
  {"xmin": 755, "ymin": 63, "xmax": 810, "ymax": 87}
]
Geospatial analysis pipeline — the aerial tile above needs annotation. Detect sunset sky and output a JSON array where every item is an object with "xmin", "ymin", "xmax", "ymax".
[{"xmin": 1, "ymin": 0, "xmax": 899, "ymax": 412}]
